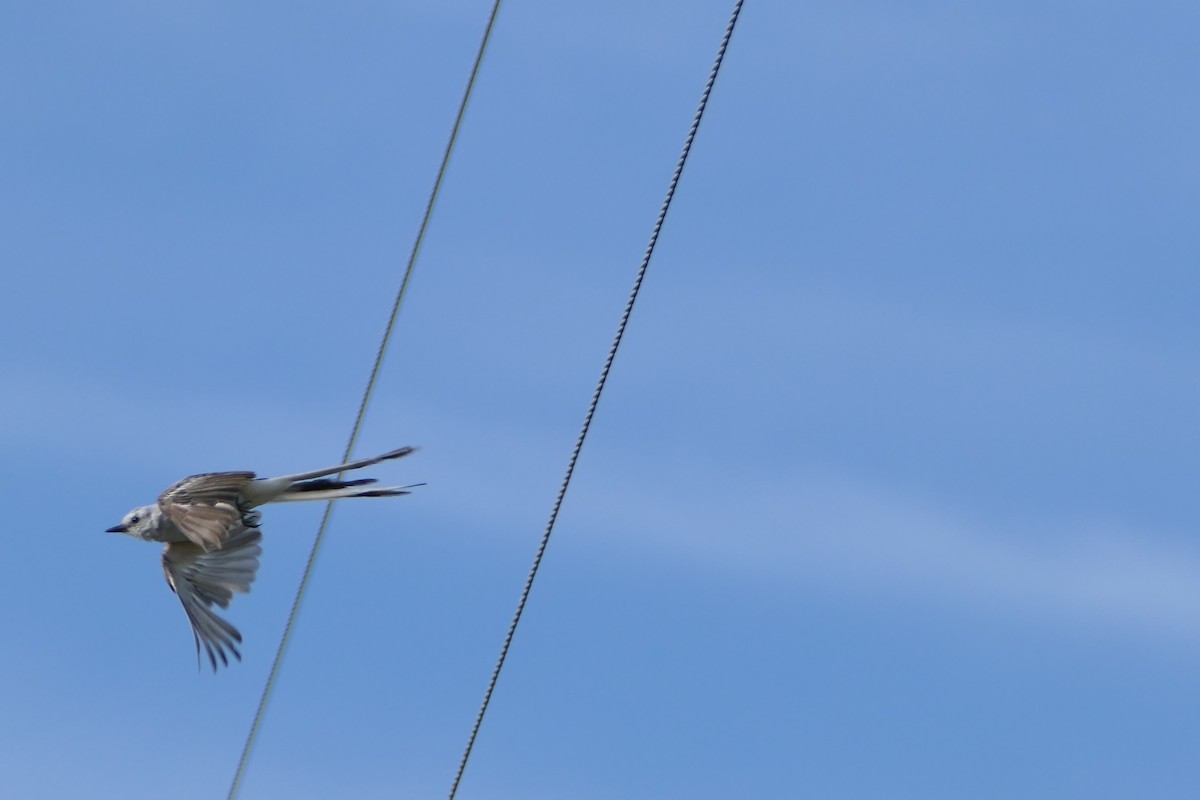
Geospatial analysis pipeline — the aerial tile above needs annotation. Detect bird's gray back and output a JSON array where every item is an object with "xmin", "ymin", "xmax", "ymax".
[{"xmin": 158, "ymin": 471, "xmax": 258, "ymax": 550}]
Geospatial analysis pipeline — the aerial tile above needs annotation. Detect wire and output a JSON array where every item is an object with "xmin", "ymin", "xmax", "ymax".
[
  {"xmin": 446, "ymin": 2, "xmax": 745, "ymax": 797},
  {"xmin": 226, "ymin": 3, "xmax": 505, "ymax": 797}
]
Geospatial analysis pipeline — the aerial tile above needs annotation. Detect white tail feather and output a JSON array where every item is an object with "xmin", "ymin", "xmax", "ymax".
[
  {"xmin": 271, "ymin": 483, "xmax": 424, "ymax": 503},
  {"xmin": 268, "ymin": 447, "xmax": 416, "ymax": 485}
]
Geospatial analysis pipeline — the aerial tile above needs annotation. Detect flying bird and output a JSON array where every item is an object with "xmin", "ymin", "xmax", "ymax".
[{"xmin": 106, "ymin": 446, "xmax": 419, "ymax": 670}]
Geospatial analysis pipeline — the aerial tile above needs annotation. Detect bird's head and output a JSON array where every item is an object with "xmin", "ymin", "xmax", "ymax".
[{"xmin": 106, "ymin": 505, "xmax": 161, "ymax": 540}]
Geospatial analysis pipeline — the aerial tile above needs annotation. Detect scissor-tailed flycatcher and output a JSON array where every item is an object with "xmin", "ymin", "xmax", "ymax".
[{"xmin": 106, "ymin": 446, "xmax": 419, "ymax": 670}]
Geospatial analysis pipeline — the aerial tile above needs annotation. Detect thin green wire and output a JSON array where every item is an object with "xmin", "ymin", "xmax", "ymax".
[{"xmin": 227, "ymin": 3, "xmax": 504, "ymax": 797}]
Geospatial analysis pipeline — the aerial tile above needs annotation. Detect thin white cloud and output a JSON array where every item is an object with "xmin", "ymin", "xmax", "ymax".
[{"xmin": 571, "ymin": 468, "xmax": 1200, "ymax": 643}]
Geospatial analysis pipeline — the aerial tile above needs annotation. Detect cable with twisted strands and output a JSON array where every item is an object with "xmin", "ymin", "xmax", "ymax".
[{"xmin": 447, "ymin": 2, "xmax": 746, "ymax": 797}]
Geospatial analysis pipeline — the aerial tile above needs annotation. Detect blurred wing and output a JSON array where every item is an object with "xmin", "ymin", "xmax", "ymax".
[
  {"xmin": 162, "ymin": 524, "xmax": 263, "ymax": 671},
  {"xmin": 158, "ymin": 471, "xmax": 256, "ymax": 550}
]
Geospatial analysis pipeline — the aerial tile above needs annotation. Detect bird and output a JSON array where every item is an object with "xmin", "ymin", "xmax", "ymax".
[{"xmin": 106, "ymin": 446, "xmax": 420, "ymax": 670}]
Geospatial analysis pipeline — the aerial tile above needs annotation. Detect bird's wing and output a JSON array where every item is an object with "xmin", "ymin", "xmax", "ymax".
[
  {"xmin": 162, "ymin": 523, "xmax": 263, "ymax": 671},
  {"xmin": 158, "ymin": 471, "xmax": 257, "ymax": 550}
]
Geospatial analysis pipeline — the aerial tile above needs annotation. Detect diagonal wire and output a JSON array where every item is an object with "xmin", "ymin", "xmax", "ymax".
[
  {"xmin": 226, "ymin": 3, "xmax": 505, "ymax": 797},
  {"xmin": 447, "ymin": 2, "xmax": 745, "ymax": 797}
]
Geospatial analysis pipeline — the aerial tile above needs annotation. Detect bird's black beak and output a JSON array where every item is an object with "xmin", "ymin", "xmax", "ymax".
[{"xmin": 106, "ymin": 524, "xmax": 127, "ymax": 533}]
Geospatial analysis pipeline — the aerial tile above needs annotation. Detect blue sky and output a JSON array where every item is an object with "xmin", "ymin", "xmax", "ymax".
[{"xmin": 3, "ymin": 1, "xmax": 1199, "ymax": 797}]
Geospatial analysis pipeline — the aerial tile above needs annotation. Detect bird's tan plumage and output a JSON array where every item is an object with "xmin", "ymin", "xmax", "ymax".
[
  {"xmin": 162, "ymin": 523, "xmax": 263, "ymax": 669},
  {"xmin": 108, "ymin": 446, "xmax": 419, "ymax": 671}
]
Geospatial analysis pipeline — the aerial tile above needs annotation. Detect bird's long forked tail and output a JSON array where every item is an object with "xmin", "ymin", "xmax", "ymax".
[{"xmin": 243, "ymin": 446, "xmax": 421, "ymax": 506}]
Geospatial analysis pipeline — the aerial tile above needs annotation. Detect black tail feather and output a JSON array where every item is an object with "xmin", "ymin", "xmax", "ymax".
[{"xmin": 291, "ymin": 477, "xmax": 377, "ymax": 493}]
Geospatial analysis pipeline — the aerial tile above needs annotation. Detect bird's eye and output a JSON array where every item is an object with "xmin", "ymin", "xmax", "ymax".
[{"xmin": 130, "ymin": 515, "xmax": 140, "ymax": 524}]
